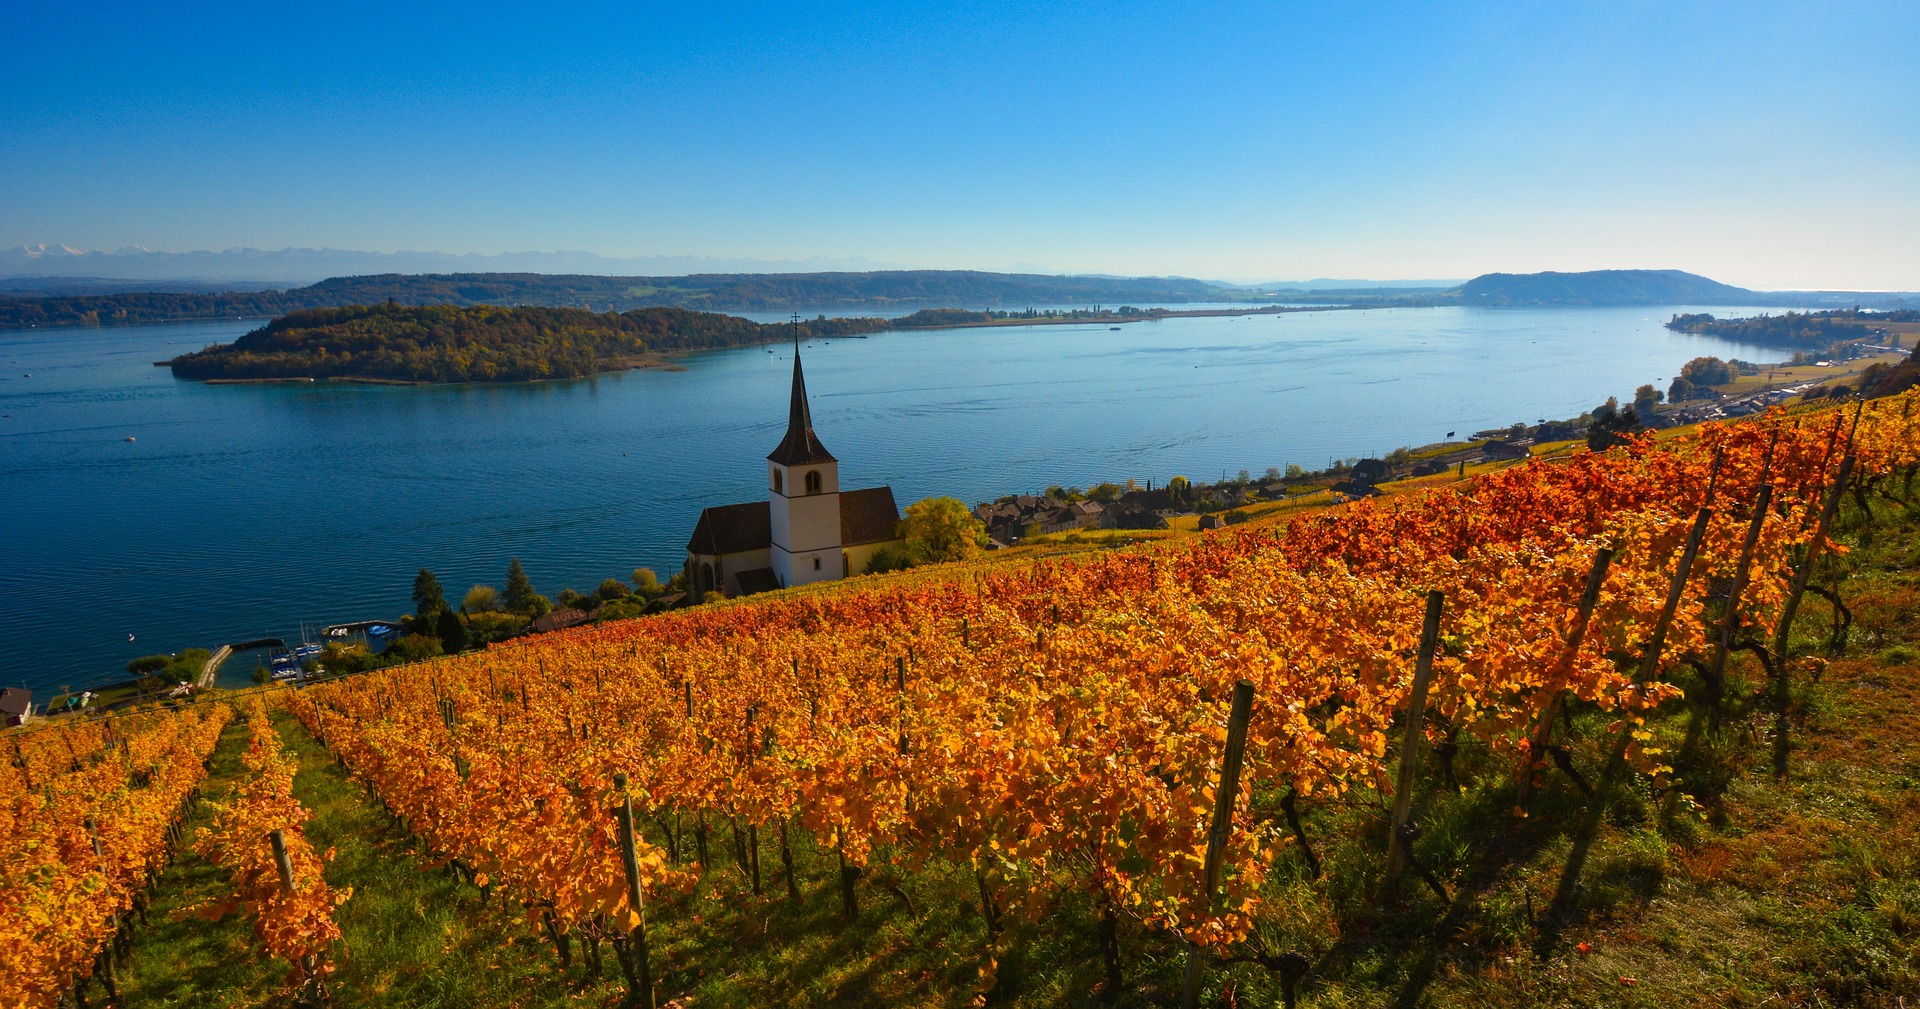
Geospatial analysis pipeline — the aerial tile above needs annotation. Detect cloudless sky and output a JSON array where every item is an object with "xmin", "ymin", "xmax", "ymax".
[{"xmin": 3, "ymin": 1, "xmax": 1916, "ymax": 288}]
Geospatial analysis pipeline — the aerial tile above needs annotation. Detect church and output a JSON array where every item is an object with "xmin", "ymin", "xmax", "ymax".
[{"xmin": 683, "ymin": 333, "xmax": 903, "ymax": 597}]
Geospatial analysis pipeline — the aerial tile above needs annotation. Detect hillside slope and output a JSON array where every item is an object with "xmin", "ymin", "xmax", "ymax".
[{"xmin": 1458, "ymin": 269, "xmax": 1757, "ymax": 306}]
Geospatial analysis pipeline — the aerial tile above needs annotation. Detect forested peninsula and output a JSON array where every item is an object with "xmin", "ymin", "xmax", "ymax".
[
  {"xmin": 1666, "ymin": 308, "xmax": 1920, "ymax": 347},
  {"xmin": 166, "ymin": 304, "xmax": 890, "ymax": 384}
]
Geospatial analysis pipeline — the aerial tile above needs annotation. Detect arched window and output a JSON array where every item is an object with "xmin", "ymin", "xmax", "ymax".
[
  {"xmin": 805, "ymin": 470, "xmax": 822, "ymax": 495},
  {"xmin": 699, "ymin": 562, "xmax": 713, "ymax": 592},
  {"xmin": 772, "ymin": 469, "xmax": 783, "ymax": 494}
]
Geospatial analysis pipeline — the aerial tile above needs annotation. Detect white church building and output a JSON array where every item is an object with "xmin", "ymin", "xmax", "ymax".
[{"xmin": 683, "ymin": 333, "xmax": 902, "ymax": 597}]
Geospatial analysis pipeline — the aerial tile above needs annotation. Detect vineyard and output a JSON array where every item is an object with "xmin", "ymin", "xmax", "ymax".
[{"xmin": 7, "ymin": 389, "xmax": 1920, "ymax": 1006}]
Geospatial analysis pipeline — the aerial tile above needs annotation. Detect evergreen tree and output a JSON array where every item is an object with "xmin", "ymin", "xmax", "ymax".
[
  {"xmin": 504, "ymin": 558, "xmax": 537, "ymax": 614},
  {"xmin": 435, "ymin": 608, "xmax": 469, "ymax": 653},
  {"xmin": 412, "ymin": 568, "xmax": 448, "ymax": 621}
]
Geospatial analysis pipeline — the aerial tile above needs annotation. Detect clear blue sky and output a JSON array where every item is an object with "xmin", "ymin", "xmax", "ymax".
[{"xmin": 4, "ymin": 1, "xmax": 1916, "ymax": 289}]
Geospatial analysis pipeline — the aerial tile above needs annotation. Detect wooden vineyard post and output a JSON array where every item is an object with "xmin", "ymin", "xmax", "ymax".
[
  {"xmin": 611, "ymin": 773, "xmax": 658, "ymax": 1009},
  {"xmin": 1706, "ymin": 483, "xmax": 1774, "ymax": 698},
  {"xmin": 84, "ymin": 817, "xmax": 121, "ymax": 999},
  {"xmin": 1578, "ymin": 500, "xmax": 1717, "ymax": 809},
  {"xmin": 1517, "ymin": 548, "xmax": 1613, "ymax": 808},
  {"xmin": 1773, "ymin": 451, "xmax": 1856, "ymax": 778},
  {"xmin": 1177, "ymin": 680, "xmax": 1255, "ymax": 1009},
  {"xmin": 1385, "ymin": 590, "xmax": 1445, "ymax": 884},
  {"xmin": 744, "ymin": 708, "xmax": 761, "ymax": 897},
  {"xmin": 269, "ymin": 828, "xmax": 296, "ymax": 891}
]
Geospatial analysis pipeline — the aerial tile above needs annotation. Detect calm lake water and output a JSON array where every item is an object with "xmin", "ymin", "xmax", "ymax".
[{"xmin": 0, "ymin": 305, "xmax": 1791, "ymax": 694}]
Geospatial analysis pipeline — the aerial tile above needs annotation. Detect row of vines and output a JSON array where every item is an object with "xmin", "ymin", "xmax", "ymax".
[
  {"xmin": 1, "ymin": 703, "xmax": 232, "ymax": 1006},
  {"xmin": 275, "ymin": 389, "xmax": 1920, "ymax": 1004}
]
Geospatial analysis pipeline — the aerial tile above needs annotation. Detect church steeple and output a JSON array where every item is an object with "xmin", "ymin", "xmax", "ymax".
[{"xmin": 767, "ymin": 315, "xmax": 836, "ymax": 466}]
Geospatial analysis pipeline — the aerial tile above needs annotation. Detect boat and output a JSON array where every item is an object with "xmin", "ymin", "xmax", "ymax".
[{"xmin": 1109, "ymin": 327, "xmax": 1122, "ymax": 331}]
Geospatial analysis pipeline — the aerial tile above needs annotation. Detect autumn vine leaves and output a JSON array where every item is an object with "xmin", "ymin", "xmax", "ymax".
[
  {"xmin": 253, "ymin": 390, "xmax": 1908, "ymax": 996},
  {"xmin": 0, "ymin": 705, "xmax": 230, "ymax": 1008},
  {"xmin": 188, "ymin": 699, "xmax": 349, "ymax": 998}
]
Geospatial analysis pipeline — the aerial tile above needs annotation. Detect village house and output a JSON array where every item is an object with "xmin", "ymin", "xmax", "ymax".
[
  {"xmin": 1483, "ymin": 438, "xmax": 1535, "ymax": 461},
  {"xmin": 0, "ymin": 688, "xmax": 32, "ymax": 727}
]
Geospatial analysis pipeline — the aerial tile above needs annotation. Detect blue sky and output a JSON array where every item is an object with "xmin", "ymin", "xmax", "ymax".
[{"xmin": 4, "ymin": 1, "xmax": 1916, "ymax": 288}]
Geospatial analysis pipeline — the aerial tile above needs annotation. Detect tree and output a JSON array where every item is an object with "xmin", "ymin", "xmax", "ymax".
[
  {"xmin": 631, "ymin": 568, "xmax": 664, "ymax": 599},
  {"xmin": 1587, "ymin": 405, "xmax": 1642, "ymax": 452},
  {"xmin": 1680, "ymin": 356, "xmax": 1735, "ymax": 387},
  {"xmin": 596, "ymin": 578, "xmax": 631, "ymax": 602},
  {"xmin": 413, "ymin": 568, "xmax": 448, "ymax": 621},
  {"xmin": 504, "ymin": 558, "xmax": 537, "ymax": 614},
  {"xmin": 1284, "ymin": 464, "xmax": 1306, "ymax": 479},
  {"xmin": 1167, "ymin": 475, "xmax": 1192, "ymax": 507},
  {"xmin": 436, "ymin": 609, "xmax": 469, "ymax": 653},
  {"xmin": 1633, "ymin": 383, "xmax": 1663, "ymax": 414},
  {"xmin": 463, "ymin": 585, "xmax": 502, "ymax": 613},
  {"xmin": 900, "ymin": 496, "xmax": 989, "ymax": 564},
  {"xmin": 1668, "ymin": 375, "xmax": 1696, "ymax": 402}
]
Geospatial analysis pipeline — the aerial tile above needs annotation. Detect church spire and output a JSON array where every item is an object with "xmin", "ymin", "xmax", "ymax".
[{"xmin": 767, "ymin": 313, "xmax": 836, "ymax": 466}]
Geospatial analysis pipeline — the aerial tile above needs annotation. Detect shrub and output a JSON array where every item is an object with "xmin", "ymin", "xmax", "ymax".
[
  {"xmin": 864, "ymin": 547, "xmax": 912, "ymax": 575},
  {"xmin": 385, "ymin": 634, "xmax": 445, "ymax": 663},
  {"xmin": 126, "ymin": 655, "xmax": 171, "ymax": 676},
  {"xmin": 463, "ymin": 585, "xmax": 502, "ymax": 613}
]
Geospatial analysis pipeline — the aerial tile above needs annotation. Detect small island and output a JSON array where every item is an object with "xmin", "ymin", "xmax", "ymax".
[
  {"xmin": 165, "ymin": 303, "xmax": 891, "ymax": 383},
  {"xmin": 164, "ymin": 300, "xmax": 1329, "ymax": 384}
]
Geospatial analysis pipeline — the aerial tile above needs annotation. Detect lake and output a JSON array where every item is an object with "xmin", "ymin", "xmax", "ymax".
[{"xmin": 0, "ymin": 304, "xmax": 1793, "ymax": 694}]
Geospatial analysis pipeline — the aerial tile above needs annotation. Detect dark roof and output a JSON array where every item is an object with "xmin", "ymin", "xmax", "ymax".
[
  {"xmin": 0, "ymin": 688, "xmax": 30, "ymax": 717},
  {"xmin": 1121, "ymin": 489, "xmax": 1175, "ymax": 511},
  {"xmin": 841, "ymin": 486, "xmax": 902, "ymax": 546},
  {"xmin": 767, "ymin": 339, "xmax": 836, "ymax": 466},
  {"xmin": 530, "ymin": 608, "xmax": 592, "ymax": 634},
  {"xmin": 733, "ymin": 568, "xmax": 782, "ymax": 595},
  {"xmin": 689, "ymin": 487, "xmax": 898, "ymax": 554},
  {"xmin": 688, "ymin": 501, "xmax": 772, "ymax": 555}
]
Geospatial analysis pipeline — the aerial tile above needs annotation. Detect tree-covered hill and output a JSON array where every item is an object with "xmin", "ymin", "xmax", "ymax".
[
  {"xmin": 1457, "ymin": 269, "xmax": 1759, "ymax": 306},
  {"xmin": 165, "ymin": 303, "xmax": 888, "ymax": 383}
]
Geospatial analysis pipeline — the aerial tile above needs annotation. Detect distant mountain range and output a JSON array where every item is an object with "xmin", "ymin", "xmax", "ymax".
[
  {"xmin": 0, "ymin": 244, "xmax": 912, "ymax": 285},
  {"xmin": 0, "ymin": 265, "xmax": 1913, "ymax": 331}
]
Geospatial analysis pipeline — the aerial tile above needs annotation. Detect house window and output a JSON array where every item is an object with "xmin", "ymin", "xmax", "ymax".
[
  {"xmin": 813, "ymin": 557, "xmax": 821, "ymax": 571},
  {"xmin": 805, "ymin": 470, "xmax": 822, "ymax": 495},
  {"xmin": 772, "ymin": 470, "xmax": 783, "ymax": 494}
]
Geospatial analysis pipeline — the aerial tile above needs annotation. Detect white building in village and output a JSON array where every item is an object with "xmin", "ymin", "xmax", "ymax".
[{"xmin": 683, "ymin": 332, "xmax": 903, "ymax": 596}]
